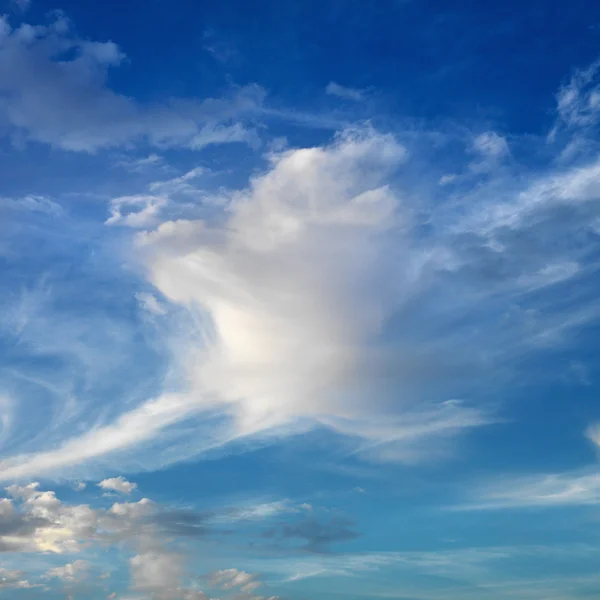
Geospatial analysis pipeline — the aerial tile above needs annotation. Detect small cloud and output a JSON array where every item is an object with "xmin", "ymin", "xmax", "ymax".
[
  {"xmin": 0, "ymin": 195, "xmax": 63, "ymax": 216},
  {"xmin": 11, "ymin": 0, "xmax": 31, "ymax": 13},
  {"xmin": 105, "ymin": 194, "xmax": 168, "ymax": 228},
  {"xmin": 472, "ymin": 131, "xmax": 509, "ymax": 159},
  {"xmin": 554, "ymin": 59, "xmax": 600, "ymax": 130},
  {"xmin": 203, "ymin": 30, "xmax": 239, "ymax": 65},
  {"xmin": 43, "ymin": 560, "xmax": 90, "ymax": 582},
  {"xmin": 189, "ymin": 122, "xmax": 261, "ymax": 151},
  {"xmin": 326, "ymin": 81, "xmax": 366, "ymax": 101},
  {"xmin": 115, "ymin": 154, "xmax": 165, "ymax": 172},
  {"xmin": 73, "ymin": 481, "xmax": 86, "ymax": 491},
  {"xmin": 136, "ymin": 292, "xmax": 167, "ymax": 316},
  {"xmin": 468, "ymin": 131, "xmax": 509, "ymax": 173},
  {"xmin": 98, "ymin": 476, "xmax": 137, "ymax": 494},
  {"xmin": 439, "ymin": 174, "xmax": 457, "ymax": 186}
]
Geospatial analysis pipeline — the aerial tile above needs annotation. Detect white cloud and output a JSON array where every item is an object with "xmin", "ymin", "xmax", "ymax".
[
  {"xmin": 555, "ymin": 59, "xmax": 600, "ymax": 129},
  {"xmin": 0, "ymin": 194, "xmax": 63, "ymax": 215},
  {"xmin": 130, "ymin": 551, "xmax": 184, "ymax": 594},
  {"xmin": 458, "ymin": 428, "xmax": 600, "ymax": 509},
  {"xmin": 464, "ymin": 471, "xmax": 600, "ymax": 509},
  {"xmin": 325, "ymin": 82, "xmax": 366, "ymax": 101},
  {"xmin": 106, "ymin": 194, "xmax": 168, "ymax": 228},
  {"xmin": 0, "ymin": 15, "xmax": 265, "ymax": 152},
  {"xmin": 44, "ymin": 560, "xmax": 89, "ymax": 582},
  {"xmin": 116, "ymin": 154, "xmax": 165, "ymax": 172},
  {"xmin": 98, "ymin": 477, "xmax": 137, "ymax": 494},
  {"xmin": 439, "ymin": 173, "xmax": 457, "ymax": 185},
  {"xmin": 212, "ymin": 568, "xmax": 259, "ymax": 592},
  {"xmin": 468, "ymin": 131, "xmax": 509, "ymax": 173},
  {"xmin": 457, "ymin": 156, "xmax": 600, "ymax": 236},
  {"xmin": 472, "ymin": 132, "xmax": 509, "ymax": 158},
  {"xmin": 6, "ymin": 107, "xmax": 600, "ymax": 480}
]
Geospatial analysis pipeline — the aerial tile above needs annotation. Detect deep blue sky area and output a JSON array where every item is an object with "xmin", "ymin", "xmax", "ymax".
[{"xmin": 24, "ymin": 0, "xmax": 600, "ymax": 132}]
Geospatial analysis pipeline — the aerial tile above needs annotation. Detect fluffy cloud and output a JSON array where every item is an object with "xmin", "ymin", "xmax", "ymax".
[
  {"xmin": 0, "ymin": 483, "xmax": 283, "ymax": 599},
  {"xmin": 0, "ymin": 15, "xmax": 264, "ymax": 152},
  {"xmin": 98, "ymin": 477, "xmax": 138, "ymax": 495}
]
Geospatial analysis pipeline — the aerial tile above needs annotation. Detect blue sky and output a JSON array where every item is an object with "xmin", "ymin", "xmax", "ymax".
[{"xmin": 2, "ymin": 0, "xmax": 600, "ymax": 598}]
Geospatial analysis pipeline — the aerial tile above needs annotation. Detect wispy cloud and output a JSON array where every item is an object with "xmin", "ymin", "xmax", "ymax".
[{"xmin": 325, "ymin": 82, "xmax": 368, "ymax": 102}]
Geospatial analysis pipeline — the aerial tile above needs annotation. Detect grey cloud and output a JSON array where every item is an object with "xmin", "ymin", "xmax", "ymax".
[
  {"xmin": 0, "ymin": 15, "xmax": 265, "ymax": 152},
  {"xmin": 264, "ymin": 515, "xmax": 359, "ymax": 553}
]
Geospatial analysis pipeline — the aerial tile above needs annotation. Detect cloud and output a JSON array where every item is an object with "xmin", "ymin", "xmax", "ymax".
[
  {"xmin": 0, "ymin": 126, "xmax": 494, "ymax": 479},
  {"xmin": 264, "ymin": 515, "xmax": 359, "ymax": 552},
  {"xmin": 5, "ymin": 88, "xmax": 600, "ymax": 480},
  {"xmin": 468, "ymin": 131, "xmax": 509, "ymax": 173},
  {"xmin": 116, "ymin": 154, "xmax": 165, "ymax": 172},
  {"xmin": 458, "ymin": 428, "xmax": 600, "ymax": 509},
  {"xmin": 0, "ymin": 15, "xmax": 265, "ymax": 152},
  {"xmin": 0, "ymin": 567, "xmax": 37, "ymax": 590},
  {"xmin": 211, "ymin": 568, "xmax": 278, "ymax": 600},
  {"xmin": 98, "ymin": 477, "xmax": 138, "ymax": 494},
  {"xmin": 0, "ymin": 483, "xmax": 284, "ymax": 599},
  {"xmin": 0, "ymin": 194, "xmax": 63, "ymax": 216},
  {"xmin": 555, "ymin": 59, "xmax": 600, "ymax": 129},
  {"xmin": 106, "ymin": 194, "xmax": 168, "ymax": 228},
  {"xmin": 464, "ymin": 471, "xmax": 600, "ymax": 509},
  {"xmin": 325, "ymin": 82, "xmax": 367, "ymax": 102},
  {"xmin": 44, "ymin": 560, "xmax": 89, "ymax": 581}
]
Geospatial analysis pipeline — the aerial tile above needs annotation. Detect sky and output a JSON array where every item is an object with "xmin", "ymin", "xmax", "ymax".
[{"xmin": 2, "ymin": 0, "xmax": 600, "ymax": 598}]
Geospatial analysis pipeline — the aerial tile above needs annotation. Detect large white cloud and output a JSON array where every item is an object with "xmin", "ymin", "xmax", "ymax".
[{"xmin": 6, "ymin": 112, "xmax": 600, "ymax": 479}]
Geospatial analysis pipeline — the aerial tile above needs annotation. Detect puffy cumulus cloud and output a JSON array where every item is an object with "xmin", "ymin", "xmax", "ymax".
[
  {"xmin": 0, "ymin": 14, "xmax": 264, "ymax": 152},
  {"xmin": 0, "ymin": 483, "xmax": 282, "ymax": 600},
  {"xmin": 130, "ymin": 551, "xmax": 184, "ymax": 596},
  {"xmin": 98, "ymin": 477, "xmax": 138, "ymax": 494}
]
